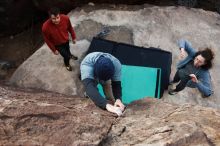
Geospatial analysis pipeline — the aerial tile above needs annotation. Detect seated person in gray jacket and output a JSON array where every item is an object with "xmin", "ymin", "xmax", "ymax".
[
  {"xmin": 80, "ymin": 52, "xmax": 125, "ymax": 116},
  {"xmin": 169, "ymin": 39, "xmax": 214, "ymax": 97}
]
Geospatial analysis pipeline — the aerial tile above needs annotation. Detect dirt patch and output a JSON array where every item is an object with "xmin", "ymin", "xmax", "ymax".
[
  {"xmin": 75, "ymin": 19, "xmax": 134, "ymax": 43},
  {"xmin": 0, "ymin": 23, "xmax": 44, "ymax": 82}
]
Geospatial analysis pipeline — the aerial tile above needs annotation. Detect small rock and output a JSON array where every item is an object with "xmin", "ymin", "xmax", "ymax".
[{"xmin": 88, "ymin": 2, "xmax": 95, "ymax": 6}]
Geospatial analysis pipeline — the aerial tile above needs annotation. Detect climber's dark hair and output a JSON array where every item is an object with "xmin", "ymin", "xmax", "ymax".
[
  {"xmin": 48, "ymin": 7, "xmax": 60, "ymax": 16},
  {"xmin": 194, "ymin": 48, "xmax": 214, "ymax": 70}
]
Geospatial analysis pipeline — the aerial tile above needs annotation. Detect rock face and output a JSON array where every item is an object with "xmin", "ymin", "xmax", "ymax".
[
  {"xmin": 1, "ymin": 85, "xmax": 220, "ymax": 145},
  {"xmin": 102, "ymin": 98, "xmax": 220, "ymax": 146},
  {"xmin": 10, "ymin": 5, "xmax": 220, "ymax": 109},
  {"xmin": 10, "ymin": 40, "xmax": 90, "ymax": 97},
  {"xmin": 0, "ymin": 85, "xmax": 116, "ymax": 145}
]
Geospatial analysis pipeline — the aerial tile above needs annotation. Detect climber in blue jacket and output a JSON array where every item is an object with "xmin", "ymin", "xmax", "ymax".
[
  {"xmin": 169, "ymin": 39, "xmax": 215, "ymax": 97},
  {"xmin": 80, "ymin": 52, "xmax": 125, "ymax": 116}
]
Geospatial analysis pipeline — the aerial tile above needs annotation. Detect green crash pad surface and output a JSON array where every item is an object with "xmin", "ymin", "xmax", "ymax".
[{"xmin": 98, "ymin": 65, "xmax": 161, "ymax": 104}]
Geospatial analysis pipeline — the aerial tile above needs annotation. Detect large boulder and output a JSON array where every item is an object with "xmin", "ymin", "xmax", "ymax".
[
  {"xmin": 102, "ymin": 98, "xmax": 220, "ymax": 145},
  {"xmin": 0, "ymin": 85, "xmax": 116, "ymax": 145},
  {"xmin": 10, "ymin": 5, "xmax": 220, "ymax": 108},
  {"xmin": 1, "ymin": 85, "xmax": 220, "ymax": 145},
  {"xmin": 10, "ymin": 40, "xmax": 90, "ymax": 97}
]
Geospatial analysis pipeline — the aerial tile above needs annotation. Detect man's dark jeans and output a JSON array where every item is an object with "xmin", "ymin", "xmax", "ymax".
[
  {"xmin": 56, "ymin": 42, "xmax": 72, "ymax": 66},
  {"xmin": 173, "ymin": 70, "xmax": 191, "ymax": 92}
]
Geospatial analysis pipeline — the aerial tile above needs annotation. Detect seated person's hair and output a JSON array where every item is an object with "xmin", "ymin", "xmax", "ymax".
[{"xmin": 195, "ymin": 48, "xmax": 214, "ymax": 70}]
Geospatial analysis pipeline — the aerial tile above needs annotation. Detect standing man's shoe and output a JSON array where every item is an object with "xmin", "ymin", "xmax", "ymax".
[
  {"xmin": 168, "ymin": 89, "xmax": 178, "ymax": 95},
  {"xmin": 71, "ymin": 55, "xmax": 78, "ymax": 60},
  {"xmin": 66, "ymin": 65, "xmax": 72, "ymax": 71}
]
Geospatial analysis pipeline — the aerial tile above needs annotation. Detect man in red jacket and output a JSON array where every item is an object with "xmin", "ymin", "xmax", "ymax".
[{"xmin": 42, "ymin": 7, "xmax": 78, "ymax": 71}]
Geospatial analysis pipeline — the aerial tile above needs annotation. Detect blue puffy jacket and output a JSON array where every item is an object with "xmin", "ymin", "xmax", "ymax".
[{"xmin": 176, "ymin": 39, "xmax": 213, "ymax": 97}]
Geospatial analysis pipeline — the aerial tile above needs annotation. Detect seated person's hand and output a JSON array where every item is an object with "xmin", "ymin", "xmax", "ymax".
[
  {"xmin": 72, "ymin": 39, "xmax": 76, "ymax": 44},
  {"xmin": 189, "ymin": 74, "xmax": 198, "ymax": 83},
  {"xmin": 54, "ymin": 50, "xmax": 59, "ymax": 55},
  {"xmin": 179, "ymin": 48, "xmax": 187, "ymax": 60},
  {"xmin": 114, "ymin": 99, "xmax": 125, "ymax": 112}
]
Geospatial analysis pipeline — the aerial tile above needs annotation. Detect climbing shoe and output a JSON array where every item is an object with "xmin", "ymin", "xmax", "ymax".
[
  {"xmin": 71, "ymin": 55, "xmax": 78, "ymax": 60},
  {"xmin": 168, "ymin": 89, "xmax": 178, "ymax": 95},
  {"xmin": 66, "ymin": 65, "xmax": 72, "ymax": 71}
]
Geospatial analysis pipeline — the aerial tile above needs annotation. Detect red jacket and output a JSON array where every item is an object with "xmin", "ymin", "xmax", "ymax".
[{"xmin": 42, "ymin": 14, "xmax": 76, "ymax": 53}]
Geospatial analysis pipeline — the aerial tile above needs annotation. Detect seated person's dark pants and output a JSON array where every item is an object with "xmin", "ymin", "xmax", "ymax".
[
  {"xmin": 56, "ymin": 42, "xmax": 72, "ymax": 66},
  {"xmin": 173, "ymin": 70, "xmax": 191, "ymax": 92}
]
